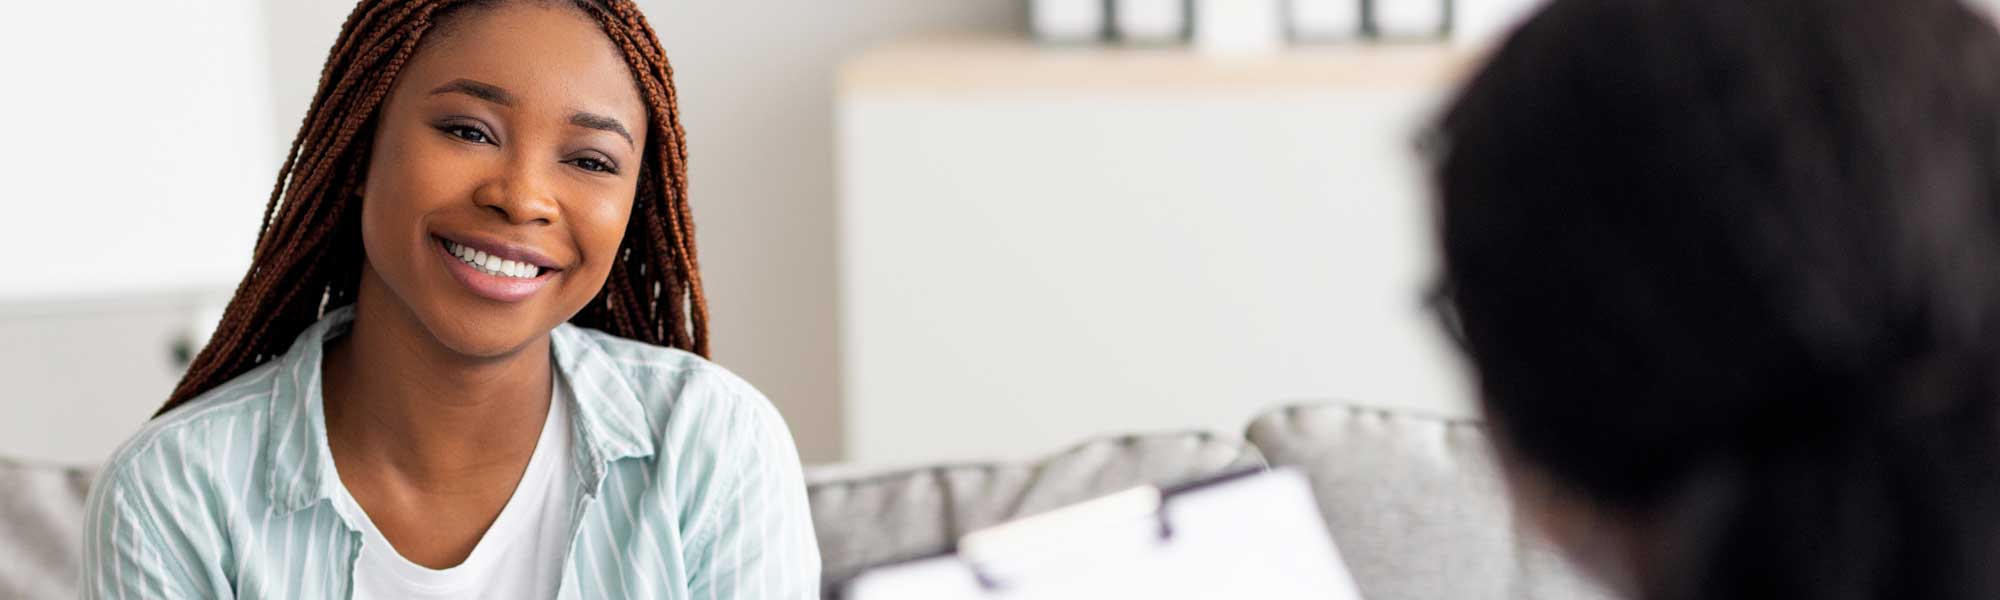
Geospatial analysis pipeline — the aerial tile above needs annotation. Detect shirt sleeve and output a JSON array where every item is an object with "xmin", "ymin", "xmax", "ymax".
[
  {"xmin": 671, "ymin": 368, "xmax": 823, "ymax": 599},
  {"xmin": 79, "ymin": 468, "xmax": 210, "ymax": 599}
]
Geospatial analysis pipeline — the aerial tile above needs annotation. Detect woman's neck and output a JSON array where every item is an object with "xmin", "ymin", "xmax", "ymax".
[{"xmin": 321, "ymin": 290, "xmax": 555, "ymax": 490}]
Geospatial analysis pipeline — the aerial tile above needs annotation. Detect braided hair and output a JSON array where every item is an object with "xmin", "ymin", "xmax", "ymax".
[{"xmin": 159, "ymin": 0, "xmax": 706, "ymax": 416}]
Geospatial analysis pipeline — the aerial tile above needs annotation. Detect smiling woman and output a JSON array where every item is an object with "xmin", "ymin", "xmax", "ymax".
[{"xmin": 78, "ymin": 1, "xmax": 819, "ymax": 598}]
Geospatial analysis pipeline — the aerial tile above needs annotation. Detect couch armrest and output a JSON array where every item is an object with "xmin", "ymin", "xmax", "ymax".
[
  {"xmin": 1247, "ymin": 402, "xmax": 1612, "ymax": 600},
  {"xmin": 0, "ymin": 458, "xmax": 96, "ymax": 599}
]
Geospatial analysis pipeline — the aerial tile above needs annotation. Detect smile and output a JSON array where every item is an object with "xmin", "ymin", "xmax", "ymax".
[
  {"xmin": 433, "ymin": 235, "xmax": 561, "ymax": 303},
  {"xmin": 443, "ymin": 239, "xmax": 544, "ymax": 279}
]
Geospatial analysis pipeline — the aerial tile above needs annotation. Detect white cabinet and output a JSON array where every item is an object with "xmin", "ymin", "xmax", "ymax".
[{"xmin": 836, "ymin": 37, "xmax": 1482, "ymax": 464}]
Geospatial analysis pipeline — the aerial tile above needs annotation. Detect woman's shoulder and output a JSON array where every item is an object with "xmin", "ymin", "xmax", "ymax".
[
  {"xmin": 557, "ymin": 324, "xmax": 761, "ymax": 397},
  {"xmin": 554, "ymin": 325, "xmax": 795, "ymax": 454},
  {"xmin": 94, "ymin": 361, "xmax": 282, "ymax": 502},
  {"xmin": 553, "ymin": 329, "xmax": 817, "ymax": 585},
  {"xmin": 106, "ymin": 363, "xmax": 282, "ymax": 466},
  {"xmin": 559, "ymin": 324, "xmax": 722, "ymax": 374}
]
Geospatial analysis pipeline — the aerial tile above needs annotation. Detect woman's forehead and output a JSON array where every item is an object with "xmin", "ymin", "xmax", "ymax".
[{"xmin": 400, "ymin": 2, "xmax": 645, "ymax": 121}]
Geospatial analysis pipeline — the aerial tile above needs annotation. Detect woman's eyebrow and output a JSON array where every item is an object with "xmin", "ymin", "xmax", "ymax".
[
  {"xmin": 428, "ymin": 78, "xmax": 514, "ymax": 106},
  {"xmin": 571, "ymin": 112, "xmax": 634, "ymax": 148}
]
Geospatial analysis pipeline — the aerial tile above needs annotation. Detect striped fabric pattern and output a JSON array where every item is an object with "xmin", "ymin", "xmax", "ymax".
[{"xmin": 79, "ymin": 306, "xmax": 820, "ymax": 598}]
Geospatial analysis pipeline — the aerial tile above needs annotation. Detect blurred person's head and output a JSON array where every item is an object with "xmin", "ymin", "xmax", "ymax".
[
  {"xmin": 1432, "ymin": 0, "xmax": 2000, "ymax": 598},
  {"xmin": 160, "ymin": 0, "xmax": 709, "ymax": 415}
]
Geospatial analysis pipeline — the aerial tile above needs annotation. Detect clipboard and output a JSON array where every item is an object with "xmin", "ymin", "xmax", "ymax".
[{"xmin": 843, "ymin": 467, "xmax": 1366, "ymax": 599}]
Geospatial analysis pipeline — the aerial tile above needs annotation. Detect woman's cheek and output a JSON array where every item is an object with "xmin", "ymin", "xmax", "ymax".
[
  {"xmin": 572, "ymin": 194, "xmax": 635, "ymax": 281},
  {"xmin": 371, "ymin": 130, "xmax": 480, "ymax": 218}
]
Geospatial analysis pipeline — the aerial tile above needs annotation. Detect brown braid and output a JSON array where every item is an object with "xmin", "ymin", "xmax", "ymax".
[{"xmin": 157, "ymin": 0, "xmax": 707, "ymax": 417}]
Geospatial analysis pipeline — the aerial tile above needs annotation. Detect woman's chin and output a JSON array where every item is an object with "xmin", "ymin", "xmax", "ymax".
[{"xmin": 421, "ymin": 312, "xmax": 556, "ymax": 360}]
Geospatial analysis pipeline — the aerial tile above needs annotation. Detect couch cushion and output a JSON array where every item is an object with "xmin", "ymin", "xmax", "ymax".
[
  {"xmin": 806, "ymin": 430, "xmax": 1264, "ymax": 594},
  {"xmin": 0, "ymin": 458, "xmax": 96, "ymax": 599},
  {"xmin": 1246, "ymin": 402, "xmax": 1614, "ymax": 600}
]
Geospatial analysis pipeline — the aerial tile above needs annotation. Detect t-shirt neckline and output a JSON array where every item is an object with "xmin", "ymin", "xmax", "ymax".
[{"xmin": 329, "ymin": 369, "xmax": 571, "ymax": 592}]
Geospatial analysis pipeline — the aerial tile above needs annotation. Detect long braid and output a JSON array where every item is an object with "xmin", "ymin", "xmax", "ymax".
[
  {"xmin": 169, "ymin": 1, "xmax": 447, "ymax": 414},
  {"xmin": 159, "ymin": 0, "xmax": 706, "ymax": 416},
  {"xmin": 570, "ymin": 0, "xmax": 707, "ymax": 354},
  {"xmin": 642, "ymin": 0, "xmax": 705, "ymax": 352}
]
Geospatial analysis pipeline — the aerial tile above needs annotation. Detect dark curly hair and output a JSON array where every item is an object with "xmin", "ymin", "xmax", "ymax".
[{"xmin": 1433, "ymin": 0, "xmax": 2000, "ymax": 598}]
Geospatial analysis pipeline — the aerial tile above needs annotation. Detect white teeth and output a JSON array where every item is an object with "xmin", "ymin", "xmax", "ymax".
[{"xmin": 444, "ymin": 240, "xmax": 538, "ymax": 279}]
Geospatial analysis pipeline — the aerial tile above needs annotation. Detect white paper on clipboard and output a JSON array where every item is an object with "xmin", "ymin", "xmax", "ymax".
[{"xmin": 844, "ymin": 467, "xmax": 1365, "ymax": 600}]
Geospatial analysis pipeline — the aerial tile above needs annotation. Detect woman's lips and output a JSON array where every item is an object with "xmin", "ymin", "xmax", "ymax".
[{"xmin": 435, "ymin": 236, "xmax": 557, "ymax": 302}]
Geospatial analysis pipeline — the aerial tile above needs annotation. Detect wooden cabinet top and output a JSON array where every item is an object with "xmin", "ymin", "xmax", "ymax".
[{"xmin": 839, "ymin": 34, "xmax": 1483, "ymax": 96}]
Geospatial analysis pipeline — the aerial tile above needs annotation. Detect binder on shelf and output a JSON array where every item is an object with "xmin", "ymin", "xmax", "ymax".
[
  {"xmin": 1288, "ymin": 0, "xmax": 1365, "ymax": 42},
  {"xmin": 1114, "ymin": 0, "xmax": 1192, "ymax": 44},
  {"xmin": 1032, "ymin": 0, "xmax": 1110, "ymax": 43},
  {"xmin": 1193, "ymin": 0, "xmax": 1285, "ymax": 54},
  {"xmin": 844, "ymin": 468, "xmax": 1364, "ymax": 600},
  {"xmin": 1369, "ymin": 0, "xmax": 1454, "ymax": 40}
]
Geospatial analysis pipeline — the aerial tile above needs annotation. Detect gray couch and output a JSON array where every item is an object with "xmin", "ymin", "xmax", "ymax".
[{"xmin": 2, "ymin": 402, "xmax": 1612, "ymax": 599}]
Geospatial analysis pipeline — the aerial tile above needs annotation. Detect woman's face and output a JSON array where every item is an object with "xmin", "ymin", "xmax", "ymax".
[{"xmin": 357, "ymin": 2, "xmax": 647, "ymax": 358}]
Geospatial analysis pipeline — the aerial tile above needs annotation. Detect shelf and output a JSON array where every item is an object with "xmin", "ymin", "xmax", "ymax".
[{"xmin": 838, "ymin": 34, "xmax": 1483, "ymax": 97}]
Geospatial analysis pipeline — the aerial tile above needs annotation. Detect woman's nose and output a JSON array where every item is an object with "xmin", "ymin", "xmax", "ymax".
[{"xmin": 473, "ymin": 166, "xmax": 558, "ymax": 225}]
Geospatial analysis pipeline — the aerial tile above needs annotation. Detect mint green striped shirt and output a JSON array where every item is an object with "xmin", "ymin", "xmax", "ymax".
[{"xmin": 80, "ymin": 306, "xmax": 820, "ymax": 598}]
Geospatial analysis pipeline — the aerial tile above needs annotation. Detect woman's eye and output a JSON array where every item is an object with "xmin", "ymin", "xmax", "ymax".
[
  {"xmin": 568, "ymin": 157, "xmax": 617, "ymax": 174},
  {"xmin": 438, "ymin": 124, "xmax": 493, "ymax": 145}
]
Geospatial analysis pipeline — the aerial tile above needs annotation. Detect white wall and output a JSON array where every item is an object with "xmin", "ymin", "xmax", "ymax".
[
  {"xmin": 0, "ymin": 0, "xmax": 274, "ymax": 464},
  {"xmin": 0, "ymin": 0, "xmax": 275, "ymax": 301}
]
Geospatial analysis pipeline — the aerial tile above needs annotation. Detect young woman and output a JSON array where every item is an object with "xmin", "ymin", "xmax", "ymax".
[
  {"xmin": 1432, "ymin": 0, "xmax": 2000, "ymax": 598},
  {"xmin": 80, "ymin": 1, "xmax": 818, "ymax": 597}
]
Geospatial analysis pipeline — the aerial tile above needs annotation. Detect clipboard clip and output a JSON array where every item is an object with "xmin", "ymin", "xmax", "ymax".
[{"xmin": 954, "ymin": 467, "xmax": 1266, "ymax": 590}]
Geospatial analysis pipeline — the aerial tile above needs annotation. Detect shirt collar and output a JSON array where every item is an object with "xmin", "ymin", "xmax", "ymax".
[
  {"xmin": 262, "ymin": 305, "xmax": 657, "ymax": 512},
  {"xmin": 548, "ymin": 319, "xmax": 657, "ymax": 492}
]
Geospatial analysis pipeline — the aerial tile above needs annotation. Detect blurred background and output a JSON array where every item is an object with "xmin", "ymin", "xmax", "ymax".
[{"xmin": 18, "ymin": 0, "xmax": 1954, "ymax": 470}]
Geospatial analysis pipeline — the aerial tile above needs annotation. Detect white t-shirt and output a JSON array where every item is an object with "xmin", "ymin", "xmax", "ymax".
[{"xmin": 330, "ymin": 378, "xmax": 578, "ymax": 600}]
